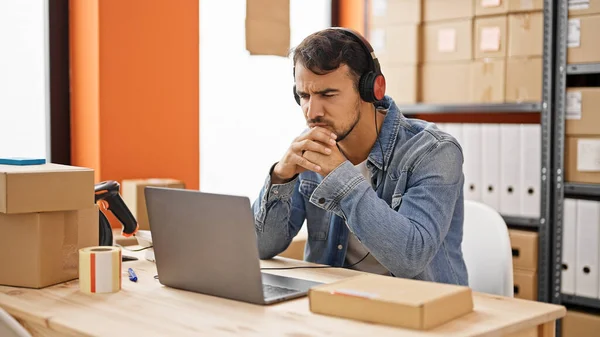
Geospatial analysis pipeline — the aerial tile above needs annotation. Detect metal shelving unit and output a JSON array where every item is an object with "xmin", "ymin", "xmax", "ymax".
[
  {"xmin": 502, "ymin": 216, "xmax": 541, "ymax": 229},
  {"xmin": 397, "ymin": 103, "xmax": 542, "ymax": 115},
  {"xmin": 564, "ymin": 183, "xmax": 600, "ymax": 198},
  {"xmin": 562, "ymin": 294, "xmax": 600, "ymax": 311},
  {"xmin": 566, "ymin": 63, "xmax": 600, "ymax": 75}
]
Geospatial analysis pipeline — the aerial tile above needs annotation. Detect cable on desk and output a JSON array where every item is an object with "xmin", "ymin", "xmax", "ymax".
[
  {"xmin": 115, "ymin": 244, "xmax": 154, "ymax": 252},
  {"xmin": 260, "ymin": 252, "xmax": 370, "ymax": 270}
]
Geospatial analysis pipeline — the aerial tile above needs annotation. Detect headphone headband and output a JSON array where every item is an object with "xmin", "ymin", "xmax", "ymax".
[{"xmin": 331, "ymin": 27, "xmax": 382, "ymax": 77}]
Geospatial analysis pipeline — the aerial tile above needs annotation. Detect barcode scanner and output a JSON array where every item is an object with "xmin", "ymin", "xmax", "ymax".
[{"xmin": 94, "ymin": 180, "xmax": 139, "ymax": 247}]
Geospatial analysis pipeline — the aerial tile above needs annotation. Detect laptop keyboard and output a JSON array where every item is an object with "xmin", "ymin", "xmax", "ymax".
[{"xmin": 263, "ymin": 284, "xmax": 299, "ymax": 298}]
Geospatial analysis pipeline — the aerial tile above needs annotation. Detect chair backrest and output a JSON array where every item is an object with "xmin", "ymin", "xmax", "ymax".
[
  {"xmin": 0, "ymin": 308, "xmax": 32, "ymax": 337},
  {"xmin": 462, "ymin": 200, "xmax": 514, "ymax": 297}
]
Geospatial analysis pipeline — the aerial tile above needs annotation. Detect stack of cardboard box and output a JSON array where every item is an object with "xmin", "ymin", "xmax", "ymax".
[
  {"xmin": 509, "ymin": 228, "xmax": 539, "ymax": 301},
  {"xmin": 0, "ymin": 163, "xmax": 98, "ymax": 288}
]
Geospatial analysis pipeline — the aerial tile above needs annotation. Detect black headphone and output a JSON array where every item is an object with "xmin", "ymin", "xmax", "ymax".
[{"xmin": 293, "ymin": 27, "xmax": 386, "ymax": 105}]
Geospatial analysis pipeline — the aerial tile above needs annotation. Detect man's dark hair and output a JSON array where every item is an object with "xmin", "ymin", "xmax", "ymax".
[{"xmin": 291, "ymin": 28, "xmax": 371, "ymax": 90}]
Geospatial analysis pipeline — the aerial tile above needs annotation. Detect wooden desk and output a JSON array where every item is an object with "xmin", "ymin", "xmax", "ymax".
[{"xmin": 0, "ymin": 252, "xmax": 565, "ymax": 337}]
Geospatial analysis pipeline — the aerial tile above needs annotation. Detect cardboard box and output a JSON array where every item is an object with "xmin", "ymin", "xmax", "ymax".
[
  {"xmin": 505, "ymin": 57, "xmax": 542, "ymax": 103},
  {"xmin": 565, "ymin": 136, "xmax": 600, "ymax": 184},
  {"xmin": 421, "ymin": 61, "xmax": 472, "ymax": 103},
  {"xmin": 508, "ymin": 12, "xmax": 544, "ymax": 57},
  {"xmin": 562, "ymin": 310, "xmax": 600, "ymax": 337},
  {"xmin": 308, "ymin": 274, "xmax": 474, "ymax": 330},
  {"xmin": 568, "ymin": 15, "xmax": 600, "ymax": 64},
  {"xmin": 475, "ymin": 15, "xmax": 508, "ymax": 59},
  {"xmin": 475, "ymin": 0, "xmax": 509, "ymax": 17},
  {"xmin": 122, "ymin": 178, "xmax": 185, "ymax": 231},
  {"xmin": 566, "ymin": 88, "xmax": 600, "ymax": 136},
  {"xmin": 568, "ymin": 0, "xmax": 600, "ymax": 17},
  {"xmin": 245, "ymin": 0, "xmax": 290, "ymax": 57},
  {"xmin": 513, "ymin": 269, "xmax": 538, "ymax": 300},
  {"xmin": 423, "ymin": 19, "xmax": 473, "ymax": 62},
  {"xmin": 279, "ymin": 232, "xmax": 307, "ymax": 260},
  {"xmin": 508, "ymin": 0, "xmax": 544, "ymax": 12},
  {"xmin": 370, "ymin": 24, "xmax": 421, "ymax": 65},
  {"xmin": 369, "ymin": 0, "xmax": 422, "ymax": 24},
  {"xmin": 0, "ymin": 206, "xmax": 98, "ymax": 288},
  {"xmin": 471, "ymin": 58, "xmax": 506, "ymax": 103},
  {"xmin": 0, "ymin": 163, "xmax": 95, "ymax": 214},
  {"xmin": 381, "ymin": 64, "xmax": 419, "ymax": 104},
  {"xmin": 509, "ymin": 229, "xmax": 538, "ymax": 271},
  {"xmin": 423, "ymin": 0, "xmax": 474, "ymax": 22}
]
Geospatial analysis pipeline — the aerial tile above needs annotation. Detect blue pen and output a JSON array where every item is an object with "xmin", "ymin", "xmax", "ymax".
[{"xmin": 128, "ymin": 268, "xmax": 138, "ymax": 282}]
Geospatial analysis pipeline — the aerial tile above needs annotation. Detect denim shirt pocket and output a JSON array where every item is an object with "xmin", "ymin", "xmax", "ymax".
[
  {"xmin": 299, "ymin": 178, "xmax": 329, "ymax": 241},
  {"xmin": 390, "ymin": 170, "xmax": 409, "ymax": 211}
]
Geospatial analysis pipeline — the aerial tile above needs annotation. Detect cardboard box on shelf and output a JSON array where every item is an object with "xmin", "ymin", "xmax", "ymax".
[
  {"xmin": 566, "ymin": 88, "xmax": 600, "ymax": 136},
  {"xmin": 423, "ymin": 0, "xmax": 474, "ymax": 22},
  {"xmin": 562, "ymin": 310, "xmax": 600, "ymax": 337},
  {"xmin": 568, "ymin": 0, "xmax": 600, "ymax": 17},
  {"xmin": 0, "ymin": 163, "xmax": 95, "ymax": 214},
  {"xmin": 513, "ymin": 269, "xmax": 538, "ymax": 300},
  {"xmin": 508, "ymin": 229, "xmax": 538, "ymax": 271},
  {"xmin": 565, "ymin": 136, "xmax": 600, "ymax": 184},
  {"xmin": 508, "ymin": 11, "xmax": 544, "ymax": 57},
  {"xmin": 505, "ymin": 57, "xmax": 543, "ymax": 103},
  {"xmin": 380, "ymin": 64, "xmax": 419, "ymax": 104},
  {"xmin": 475, "ymin": 15, "xmax": 508, "ymax": 59},
  {"xmin": 471, "ymin": 58, "xmax": 506, "ymax": 103},
  {"xmin": 370, "ymin": 24, "xmax": 421, "ymax": 65},
  {"xmin": 475, "ymin": 0, "xmax": 509, "ymax": 17},
  {"xmin": 508, "ymin": 0, "xmax": 544, "ymax": 12},
  {"xmin": 423, "ymin": 19, "xmax": 473, "ymax": 62},
  {"xmin": 369, "ymin": 0, "xmax": 422, "ymax": 24},
  {"xmin": 0, "ymin": 206, "xmax": 98, "ymax": 288},
  {"xmin": 122, "ymin": 178, "xmax": 185, "ymax": 231},
  {"xmin": 567, "ymin": 14, "xmax": 600, "ymax": 64},
  {"xmin": 421, "ymin": 61, "xmax": 472, "ymax": 103},
  {"xmin": 309, "ymin": 273, "xmax": 474, "ymax": 330},
  {"xmin": 245, "ymin": 0, "xmax": 290, "ymax": 57}
]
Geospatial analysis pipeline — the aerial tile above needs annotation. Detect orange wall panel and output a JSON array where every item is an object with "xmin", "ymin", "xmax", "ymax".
[{"xmin": 339, "ymin": 0, "xmax": 365, "ymax": 35}]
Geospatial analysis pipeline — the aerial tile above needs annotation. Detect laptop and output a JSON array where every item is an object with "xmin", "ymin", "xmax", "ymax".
[{"xmin": 144, "ymin": 186, "xmax": 323, "ymax": 305}]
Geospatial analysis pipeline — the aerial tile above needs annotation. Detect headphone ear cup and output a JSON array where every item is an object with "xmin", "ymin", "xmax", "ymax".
[
  {"xmin": 293, "ymin": 85, "xmax": 300, "ymax": 105},
  {"xmin": 358, "ymin": 72, "xmax": 377, "ymax": 103}
]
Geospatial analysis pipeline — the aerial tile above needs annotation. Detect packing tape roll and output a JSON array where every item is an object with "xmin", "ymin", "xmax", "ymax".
[{"xmin": 79, "ymin": 246, "xmax": 122, "ymax": 294}]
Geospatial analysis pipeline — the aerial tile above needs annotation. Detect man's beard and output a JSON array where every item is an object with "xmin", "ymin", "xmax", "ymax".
[{"xmin": 334, "ymin": 98, "xmax": 362, "ymax": 142}]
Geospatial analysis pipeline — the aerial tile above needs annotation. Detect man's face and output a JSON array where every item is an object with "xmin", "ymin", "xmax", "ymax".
[{"xmin": 295, "ymin": 63, "xmax": 361, "ymax": 142}]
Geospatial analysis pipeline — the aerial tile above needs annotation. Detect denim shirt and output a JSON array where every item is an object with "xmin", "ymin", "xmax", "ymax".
[{"xmin": 252, "ymin": 95, "xmax": 468, "ymax": 286}]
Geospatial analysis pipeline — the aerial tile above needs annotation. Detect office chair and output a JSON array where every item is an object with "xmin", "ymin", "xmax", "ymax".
[
  {"xmin": 0, "ymin": 307, "xmax": 31, "ymax": 337},
  {"xmin": 462, "ymin": 199, "xmax": 514, "ymax": 297}
]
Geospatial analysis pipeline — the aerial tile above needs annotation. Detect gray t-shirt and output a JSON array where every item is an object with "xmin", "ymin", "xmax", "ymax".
[{"xmin": 344, "ymin": 160, "xmax": 391, "ymax": 276}]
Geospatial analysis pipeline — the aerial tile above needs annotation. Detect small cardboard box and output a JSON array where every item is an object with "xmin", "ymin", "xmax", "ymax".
[
  {"xmin": 562, "ymin": 310, "xmax": 600, "ymax": 337},
  {"xmin": 369, "ymin": 0, "xmax": 422, "ymax": 24},
  {"xmin": 423, "ymin": 0, "xmax": 474, "ymax": 22},
  {"xmin": 568, "ymin": 0, "xmax": 600, "ymax": 17},
  {"xmin": 567, "ymin": 15, "xmax": 600, "ymax": 64},
  {"xmin": 279, "ymin": 233, "xmax": 307, "ymax": 260},
  {"xmin": 380, "ymin": 64, "xmax": 419, "ymax": 104},
  {"xmin": 0, "ymin": 163, "xmax": 95, "ymax": 214},
  {"xmin": 505, "ymin": 57, "xmax": 542, "ymax": 103},
  {"xmin": 421, "ymin": 61, "xmax": 472, "ymax": 103},
  {"xmin": 508, "ymin": 12, "xmax": 544, "ymax": 57},
  {"xmin": 245, "ymin": 0, "xmax": 290, "ymax": 57},
  {"xmin": 423, "ymin": 19, "xmax": 473, "ymax": 62},
  {"xmin": 513, "ymin": 269, "xmax": 538, "ymax": 300},
  {"xmin": 471, "ymin": 58, "xmax": 506, "ymax": 103},
  {"xmin": 566, "ymin": 88, "xmax": 600, "ymax": 136},
  {"xmin": 475, "ymin": 15, "xmax": 508, "ymax": 59},
  {"xmin": 370, "ymin": 24, "xmax": 421, "ymax": 65},
  {"xmin": 565, "ymin": 136, "xmax": 600, "ymax": 184},
  {"xmin": 0, "ymin": 206, "xmax": 99, "ymax": 288},
  {"xmin": 509, "ymin": 229, "xmax": 539, "ymax": 271},
  {"xmin": 309, "ymin": 274, "xmax": 473, "ymax": 330},
  {"xmin": 475, "ymin": 0, "xmax": 509, "ymax": 17},
  {"xmin": 122, "ymin": 178, "xmax": 185, "ymax": 231},
  {"xmin": 508, "ymin": 0, "xmax": 544, "ymax": 12}
]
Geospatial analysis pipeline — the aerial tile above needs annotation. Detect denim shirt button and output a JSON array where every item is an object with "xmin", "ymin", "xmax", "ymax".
[
  {"xmin": 337, "ymin": 244, "xmax": 343, "ymax": 250},
  {"xmin": 318, "ymin": 197, "xmax": 326, "ymax": 204},
  {"xmin": 273, "ymin": 189, "xmax": 279, "ymax": 195}
]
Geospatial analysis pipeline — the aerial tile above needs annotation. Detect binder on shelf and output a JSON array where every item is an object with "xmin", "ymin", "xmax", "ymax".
[
  {"xmin": 519, "ymin": 124, "xmax": 541, "ymax": 218},
  {"xmin": 575, "ymin": 199, "xmax": 600, "ymax": 299},
  {"xmin": 481, "ymin": 124, "xmax": 501, "ymax": 211},
  {"xmin": 562, "ymin": 198, "xmax": 577, "ymax": 295},
  {"xmin": 462, "ymin": 124, "xmax": 483, "ymax": 202},
  {"xmin": 444, "ymin": 124, "xmax": 464, "ymax": 148},
  {"xmin": 500, "ymin": 124, "xmax": 522, "ymax": 216}
]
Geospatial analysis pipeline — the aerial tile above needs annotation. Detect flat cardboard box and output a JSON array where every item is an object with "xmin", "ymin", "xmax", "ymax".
[
  {"xmin": 509, "ymin": 229, "xmax": 538, "ymax": 271},
  {"xmin": 475, "ymin": 15, "xmax": 508, "ymax": 59},
  {"xmin": 122, "ymin": 178, "xmax": 185, "ymax": 231},
  {"xmin": 308, "ymin": 273, "xmax": 474, "ymax": 330},
  {"xmin": 380, "ymin": 63, "xmax": 419, "ymax": 104},
  {"xmin": 508, "ymin": 11, "xmax": 544, "ymax": 57},
  {"xmin": 568, "ymin": 0, "xmax": 600, "ymax": 17},
  {"xmin": 513, "ymin": 269, "xmax": 538, "ymax": 300},
  {"xmin": 505, "ymin": 57, "xmax": 542, "ymax": 103},
  {"xmin": 423, "ymin": 0, "xmax": 474, "ymax": 22},
  {"xmin": 0, "ymin": 206, "xmax": 99, "ymax": 288},
  {"xmin": 369, "ymin": 0, "xmax": 422, "ymax": 24},
  {"xmin": 471, "ymin": 58, "xmax": 506, "ymax": 103},
  {"xmin": 0, "ymin": 163, "xmax": 95, "ymax": 214},
  {"xmin": 475, "ymin": 0, "xmax": 509, "ymax": 17},
  {"xmin": 423, "ymin": 19, "xmax": 473, "ymax": 62},
  {"xmin": 370, "ymin": 24, "xmax": 421, "ymax": 65},
  {"xmin": 566, "ymin": 87, "xmax": 600, "ymax": 136},
  {"xmin": 562, "ymin": 310, "xmax": 600, "ymax": 337},
  {"xmin": 508, "ymin": 0, "xmax": 544, "ymax": 12},
  {"xmin": 421, "ymin": 61, "xmax": 472, "ymax": 103},
  {"xmin": 245, "ymin": 0, "xmax": 290, "ymax": 57},
  {"xmin": 567, "ymin": 15, "xmax": 600, "ymax": 64},
  {"xmin": 565, "ymin": 136, "xmax": 600, "ymax": 184}
]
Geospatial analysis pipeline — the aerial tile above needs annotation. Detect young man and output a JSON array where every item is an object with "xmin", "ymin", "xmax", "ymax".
[{"xmin": 252, "ymin": 28, "xmax": 468, "ymax": 286}]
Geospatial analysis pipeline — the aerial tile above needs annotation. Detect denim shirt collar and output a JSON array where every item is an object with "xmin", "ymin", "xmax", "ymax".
[{"xmin": 367, "ymin": 95, "xmax": 403, "ymax": 171}]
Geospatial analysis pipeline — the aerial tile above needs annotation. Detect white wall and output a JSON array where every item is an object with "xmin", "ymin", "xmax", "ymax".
[
  {"xmin": 0, "ymin": 0, "xmax": 51, "ymax": 161},
  {"xmin": 200, "ymin": 1, "xmax": 331, "ymax": 201}
]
